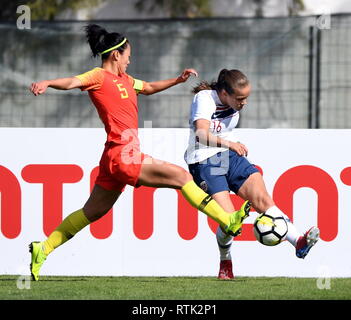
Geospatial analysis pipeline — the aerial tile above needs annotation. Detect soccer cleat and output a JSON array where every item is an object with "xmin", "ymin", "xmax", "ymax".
[
  {"xmin": 29, "ymin": 241, "xmax": 47, "ymax": 281},
  {"xmin": 225, "ymin": 200, "xmax": 251, "ymax": 237},
  {"xmin": 218, "ymin": 260, "xmax": 234, "ymax": 280},
  {"xmin": 296, "ymin": 226, "xmax": 320, "ymax": 259}
]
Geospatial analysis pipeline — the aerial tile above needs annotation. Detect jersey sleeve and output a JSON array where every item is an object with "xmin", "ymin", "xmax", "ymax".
[
  {"xmin": 75, "ymin": 68, "xmax": 105, "ymax": 91},
  {"xmin": 191, "ymin": 91, "xmax": 217, "ymax": 123},
  {"xmin": 127, "ymin": 75, "xmax": 145, "ymax": 94}
]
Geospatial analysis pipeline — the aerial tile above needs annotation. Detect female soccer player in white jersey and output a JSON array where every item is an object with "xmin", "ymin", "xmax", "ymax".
[{"xmin": 184, "ymin": 69, "xmax": 320, "ymax": 279}]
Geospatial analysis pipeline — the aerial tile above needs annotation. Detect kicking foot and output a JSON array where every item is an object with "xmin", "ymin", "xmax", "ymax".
[{"xmin": 296, "ymin": 227, "xmax": 320, "ymax": 259}]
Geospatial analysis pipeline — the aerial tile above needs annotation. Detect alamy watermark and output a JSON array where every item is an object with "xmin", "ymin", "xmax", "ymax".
[
  {"xmin": 316, "ymin": 265, "xmax": 331, "ymax": 290},
  {"xmin": 16, "ymin": 5, "xmax": 31, "ymax": 30},
  {"xmin": 315, "ymin": 11, "xmax": 331, "ymax": 30},
  {"xmin": 16, "ymin": 266, "xmax": 31, "ymax": 290}
]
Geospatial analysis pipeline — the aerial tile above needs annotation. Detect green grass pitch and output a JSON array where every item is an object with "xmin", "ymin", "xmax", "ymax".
[{"xmin": 1, "ymin": 275, "xmax": 351, "ymax": 300}]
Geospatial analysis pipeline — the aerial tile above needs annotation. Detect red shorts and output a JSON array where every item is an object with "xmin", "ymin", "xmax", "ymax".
[{"xmin": 95, "ymin": 143, "xmax": 151, "ymax": 192}]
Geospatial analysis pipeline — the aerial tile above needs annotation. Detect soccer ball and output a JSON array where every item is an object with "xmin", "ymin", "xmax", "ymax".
[{"xmin": 253, "ymin": 211, "xmax": 288, "ymax": 246}]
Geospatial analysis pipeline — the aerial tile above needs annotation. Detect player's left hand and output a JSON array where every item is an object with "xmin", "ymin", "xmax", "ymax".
[{"xmin": 177, "ymin": 68, "xmax": 198, "ymax": 83}]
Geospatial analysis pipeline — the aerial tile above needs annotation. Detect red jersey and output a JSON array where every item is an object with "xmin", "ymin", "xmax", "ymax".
[
  {"xmin": 75, "ymin": 67, "xmax": 148, "ymax": 191},
  {"xmin": 75, "ymin": 67, "xmax": 145, "ymax": 147}
]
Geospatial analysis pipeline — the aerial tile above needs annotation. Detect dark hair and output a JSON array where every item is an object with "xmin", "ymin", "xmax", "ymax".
[
  {"xmin": 192, "ymin": 69, "xmax": 249, "ymax": 94},
  {"xmin": 84, "ymin": 24, "xmax": 129, "ymax": 59}
]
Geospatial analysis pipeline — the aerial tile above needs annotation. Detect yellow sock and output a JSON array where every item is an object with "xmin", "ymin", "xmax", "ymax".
[
  {"xmin": 181, "ymin": 180, "xmax": 230, "ymax": 227},
  {"xmin": 43, "ymin": 209, "xmax": 90, "ymax": 255}
]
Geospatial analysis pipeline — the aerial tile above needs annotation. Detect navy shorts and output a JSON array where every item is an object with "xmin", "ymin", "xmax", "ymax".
[{"xmin": 188, "ymin": 150, "xmax": 259, "ymax": 195}]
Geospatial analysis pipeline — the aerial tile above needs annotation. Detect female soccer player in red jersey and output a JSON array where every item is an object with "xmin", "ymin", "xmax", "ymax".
[{"xmin": 28, "ymin": 24, "xmax": 250, "ymax": 280}]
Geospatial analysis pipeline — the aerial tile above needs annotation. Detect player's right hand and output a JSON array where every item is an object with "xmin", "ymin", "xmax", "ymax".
[{"xmin": 30, "ymin": 81, "xmax": 48, "ymax": 96}]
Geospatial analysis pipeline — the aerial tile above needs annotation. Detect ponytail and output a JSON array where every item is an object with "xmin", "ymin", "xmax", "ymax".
[
  {"xmin": 84, "ymin": 24, "xmax": 129, "ymax": 59},
  {"xmin": 85, "ymin": 24, "xmax": 107, "ymax": 57},
  {"xmin": 192, "ymin": 81, "xmax": 216, "ymax": 94}
]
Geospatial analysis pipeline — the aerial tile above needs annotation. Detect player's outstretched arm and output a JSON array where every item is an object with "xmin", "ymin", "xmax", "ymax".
[
  {"xmin": 141, "ymin": 68, "xmax": 198, "ymax": 95},
  {"xmin": 30, "ymin": 77, "xmax": 82, "ymax": 96}
]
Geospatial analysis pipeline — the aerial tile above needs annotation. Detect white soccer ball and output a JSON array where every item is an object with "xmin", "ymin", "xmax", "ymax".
[{"xmin": 253, "ymin": 211, "xmax": 288, "ymax": 246}]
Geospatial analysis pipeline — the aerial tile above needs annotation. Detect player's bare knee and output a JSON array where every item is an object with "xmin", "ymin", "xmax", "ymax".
[
  {"xmin": 253, "ymin": 194, "xmax": 274, "ymax": 213},
  {"xmin": 175, "ymin": 167, "xmax": 192, "ymax": 188}
]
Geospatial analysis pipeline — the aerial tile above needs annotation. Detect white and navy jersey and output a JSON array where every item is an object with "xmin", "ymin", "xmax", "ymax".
[{"xmin": 184, "ymin": 90, "xmax": 240, "ymax": 164}]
